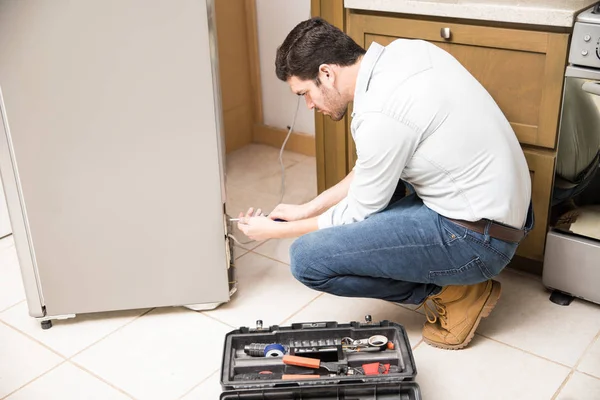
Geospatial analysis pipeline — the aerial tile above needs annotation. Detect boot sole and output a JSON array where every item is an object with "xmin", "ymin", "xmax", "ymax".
[{"xmin": 423, "ymin": 280, "xmax": 502, "ymax": 350}]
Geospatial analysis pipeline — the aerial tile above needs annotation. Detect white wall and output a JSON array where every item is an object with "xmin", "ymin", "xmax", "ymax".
[{"xmin": 256, "ymin": 0, "xmax": 315, "ymax": 135}]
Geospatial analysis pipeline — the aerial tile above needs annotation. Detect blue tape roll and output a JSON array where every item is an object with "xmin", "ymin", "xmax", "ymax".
[{"xmin": 264, "ymin": 343, "xmax": 285, "ymax": 357}]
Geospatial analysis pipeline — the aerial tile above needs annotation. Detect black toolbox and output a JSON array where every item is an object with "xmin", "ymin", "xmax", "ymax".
[{"xmin": 220, "ymin": 316, "xmax": 422, "ymax": 399}]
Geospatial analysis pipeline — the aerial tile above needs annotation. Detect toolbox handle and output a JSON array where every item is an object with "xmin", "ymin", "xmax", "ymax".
[{"xmin": 291, "ymin": 321, "xmax": 338, "ymax": 330}]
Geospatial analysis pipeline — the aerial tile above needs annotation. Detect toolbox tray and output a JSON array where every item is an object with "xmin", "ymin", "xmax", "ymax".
[{"xmin": 220, "ymin": 318, "xmax": 422, "ymax": 399}]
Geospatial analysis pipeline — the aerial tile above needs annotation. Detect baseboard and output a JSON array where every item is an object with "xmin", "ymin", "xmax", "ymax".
[
  {"xmin": 507, "ymin": 255, "xmax": 543, "ymax": 276},
  {"xmin": 253, "ymin": 124, "xmax": 316, "ymax": 157}
]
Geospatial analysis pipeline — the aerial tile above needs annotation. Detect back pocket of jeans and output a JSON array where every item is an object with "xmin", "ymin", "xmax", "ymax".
[{"xmin": 428, "ymin": 257, "xmax": 492, "ymax": 286}]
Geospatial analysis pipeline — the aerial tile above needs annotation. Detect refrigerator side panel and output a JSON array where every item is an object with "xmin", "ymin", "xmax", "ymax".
[
  {"xmin": 0, "ymin": 0, "xmax": 230, "ymax": 315},
  {"xmin": 0, "ymin": 89, "xmax": 44, "ymax": 317}
]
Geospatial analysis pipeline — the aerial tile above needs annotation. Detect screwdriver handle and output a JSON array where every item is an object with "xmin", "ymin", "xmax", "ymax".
[{"xmin": 283, "ymin": 355, "xmax": 320, "ymax": 369}]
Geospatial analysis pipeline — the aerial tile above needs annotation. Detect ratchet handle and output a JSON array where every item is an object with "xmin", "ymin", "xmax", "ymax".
[{"xmin": 283, "ymin": 355, "xmax": 320, "ymax": 369}]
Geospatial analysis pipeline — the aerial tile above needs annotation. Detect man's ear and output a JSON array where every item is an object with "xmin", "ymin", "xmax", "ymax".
[{"xmin": 318, "ymin": 64, "xmax": 335, "ymax": 86}]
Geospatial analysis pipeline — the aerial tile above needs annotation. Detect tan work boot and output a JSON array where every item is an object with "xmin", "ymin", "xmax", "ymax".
[{"xmin": 420, "ymin": 280, "xmax": 501, "ymax": 350}]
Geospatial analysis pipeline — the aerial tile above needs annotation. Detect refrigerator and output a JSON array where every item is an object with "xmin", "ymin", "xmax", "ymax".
[{"xmin": 0, "ymin": 0, "xmax": 235, "ymax": 328}]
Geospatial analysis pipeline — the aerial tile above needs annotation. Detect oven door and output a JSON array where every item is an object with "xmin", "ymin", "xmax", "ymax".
[{"xmin": 551, "ymin": 66, "xmax": 600, "ymax": 239}]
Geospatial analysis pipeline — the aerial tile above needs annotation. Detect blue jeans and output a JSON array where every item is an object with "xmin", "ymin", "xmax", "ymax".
[{"xmin": 290, "ymin": 194, "xmax": 534, "ymax": 305}]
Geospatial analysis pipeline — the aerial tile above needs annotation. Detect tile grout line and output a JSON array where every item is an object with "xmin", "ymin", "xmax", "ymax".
[
  {"xmin": 177, "ymin": 369, "xmax": 220, "ymax": 400},
  {"xmin": 578, "ymin": 370, "xmax": 600, "ymax": 382},
  {"xmin": 0, "ymin": 359, "xmax": 68, "ymax": 400},
  {"xmin": 278, "ymin": 293, "xmax": 325, "ymax": 325},
  {"xmin": 411, "ymin": 339, "xmax": 424, "ymax": 350},
  {"xmin": 248, "ymin": 239, "xmax": 270, "ymax": 252},
  {"xmin": 548, "ymin": 326, "xmax": 600, "ymax": 400},
  {"xmin": 68, "ymin": 359, "xmax": 138, "ymax": 399},
  {"xmin": 476, "ymin": 333, "xmax": 574, "ymax": 370},
  {"xmin": 200, "ymin": 312, "xmax": 237, "ymax": 329},
  {"xmin": 66, "ymin": 308, "xmax": 156, "ymax": 361},
  {"xmin": 0, "ymin": 298, "xmax": 26, "ymax": 315},
  {"xmin": 550, "ymin": 370, "xmax": 575, "ymax": 400},
  {"xmin": 0, "ymin": 319, "xmax": 68, "ymax": 359},
  {"xmin": 571, "ymin": 328, "xmax": 600, "ymax": 372},
  {"xmin": 245, "ymin": 249, "xmax": 291, "ymax": 267}
]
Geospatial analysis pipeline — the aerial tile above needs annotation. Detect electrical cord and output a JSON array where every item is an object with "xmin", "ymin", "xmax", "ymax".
[
  {"xmin": 228, "ymin": 96, "xmax": 301, "ymax": 246},
  {"xmin": 278, "ymin": 96, "xmax": 301, "ymax": 205}
]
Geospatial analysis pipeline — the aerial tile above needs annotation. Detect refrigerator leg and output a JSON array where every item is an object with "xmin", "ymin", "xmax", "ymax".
[
  {"xmin": 183, "ymin": 303, "xmax": 223, "ymax": 311},
  {"xmin": 549, "ymin": 290, "xmax": 575, "ymax": 306},
  {"xmin": 36, "ymin": 313, "xmax": 76, "ymax": 330}
]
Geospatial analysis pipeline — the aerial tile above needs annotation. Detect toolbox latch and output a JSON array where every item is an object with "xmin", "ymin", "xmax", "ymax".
[{"xmin": 291, "ymin": 321, "xmax": 338, "ymax": 330}]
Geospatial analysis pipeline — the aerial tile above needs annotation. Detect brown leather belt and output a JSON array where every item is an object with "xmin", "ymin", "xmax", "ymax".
[{"xmin": 446, "ymin": 218, "xmax": 526, "ymax": 243}]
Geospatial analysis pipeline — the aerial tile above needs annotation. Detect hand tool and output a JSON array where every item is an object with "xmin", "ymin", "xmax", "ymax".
[
  {"xmin": 347, "ymin": 363, "xmax": 400, "ymax": 376},
  {"xmin": 244, "ymin": 343, "xmax": 287, "ymax": 357},
  {"xmin": 233, "ymin": 371, "xmax": 320, "ymax": 381},
  {"xmin": 282, "ymin": 355, "xmax": 344, "ymax": 374},
  {"xmin": 341, "ymin": 335, "xmax": 391, "ymax": 352},
  {"xmin": 230, "ymin": 216, "xmax": 286, "ymax": 222},
  {"xmin": 289, "ymin": 344, "xmax": 342, "ymax": 362}
]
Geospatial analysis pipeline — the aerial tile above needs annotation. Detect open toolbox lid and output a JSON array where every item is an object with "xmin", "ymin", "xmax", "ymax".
[{"xmin": 220, "ymin": 317, "xmax": 422, "ymax": 399}]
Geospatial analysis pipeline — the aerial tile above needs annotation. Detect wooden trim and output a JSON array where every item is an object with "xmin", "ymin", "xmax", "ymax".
[
  {"xmin": 253, "ymin": 124, "xmax": 316, "ymax": 157},
  {"xmin": 517, "ymin": 147, "xmax": 556, "ymax": 261},
  {"xmin": 348, "ymin": 11, "xmax": 551, "ymax": 53},
  {"xmin": 311, "ymin": 0, "xmax": 321, "ymax": 18},
  {"xmin": 311, "ymin": 0, "xmax": 349, "ymax": 192},
  {"xmin": 538, "ymin": 33, "xmax": 570, "ymax": 149},
  {"xmin": 244, "ymin": 0, "xmax": 263, "ymax": 125},
  {"xmin": 314, "ymin": 111, "xmax": 326, "ymax": 193},
  {"xmin": 510, "ymin": 123, "xmax": 539, "ymax": 146}
]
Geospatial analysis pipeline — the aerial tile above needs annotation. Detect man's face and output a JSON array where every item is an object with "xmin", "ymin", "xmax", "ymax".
[{"xmin": 288, "ymin": 75, "xmax": 347, "ymax": 121}]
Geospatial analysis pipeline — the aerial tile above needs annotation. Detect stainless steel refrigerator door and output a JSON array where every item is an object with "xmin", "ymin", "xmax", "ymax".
[
  {"xmin": 0, "ymin": 174, "xmax": 12, "ymax": 238},
  {"xmin": 0, "ymin": 89, "xmax": 45, "ymax": 317},
  {"xmin": 0, "ymin": 0, "xmax": 230, "ymax": 316}
]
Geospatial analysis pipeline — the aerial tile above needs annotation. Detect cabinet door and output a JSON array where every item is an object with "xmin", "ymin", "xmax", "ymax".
[
  {"xmin": 518, "ymin": 149, "xmax": 556, "ymax": 261},
  {"xmin": 347, "ymin": 12, "xmax": 569, "ymax": 151}
]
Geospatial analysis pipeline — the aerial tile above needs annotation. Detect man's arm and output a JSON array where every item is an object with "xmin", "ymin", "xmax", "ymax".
[
  {"xmin": 268, "ymin": 170, "xmax": 355, "ymax": 222},
  {"xmin": 317, "ymin": 114, "xmax": 420, "ymax": 229},
  {"xmin": 304, "ymin": 170, "xmax": 355, "ymax": 217}
]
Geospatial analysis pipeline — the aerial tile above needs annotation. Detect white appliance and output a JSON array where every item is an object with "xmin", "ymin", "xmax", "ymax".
[
  {"xmin": 0, "ymin": 178, "xmax": 11, "ymax": 238},
  {"xmin": 0, "ymin": 0, "xmax": 236, "ymax": 328},
  {"xmin": 543, "ymin": 3, "xmax": 600, "ymax": 306}
]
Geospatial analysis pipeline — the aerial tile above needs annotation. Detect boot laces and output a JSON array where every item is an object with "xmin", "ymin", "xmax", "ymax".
[{"xmin": 418, "ymin": 296, "xmax": 447, "ymax": 324}]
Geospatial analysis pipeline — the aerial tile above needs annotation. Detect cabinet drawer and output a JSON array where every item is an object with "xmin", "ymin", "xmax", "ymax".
[
  {"xmin": 517, "ymin": 148, "xmax": 556, "ymax": 261},
  {"xmin": 348, "ymin": 12, "xmax": 569, "ymax": 150}
]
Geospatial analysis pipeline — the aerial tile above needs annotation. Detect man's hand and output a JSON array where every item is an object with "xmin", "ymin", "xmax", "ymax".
[
  {"xmin": 269, "ymin": 203, "xmax": 312, "ymax": 222},
  {"xmin": 237, "ymin": 208, "xmax": 284, "ymax": 241},
  {"xmin": 235, "ymin": 206, "xmax": 320, "ymax": 240}
]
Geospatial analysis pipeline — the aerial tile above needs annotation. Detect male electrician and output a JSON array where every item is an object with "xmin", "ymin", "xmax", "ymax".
[{"xmin": 237, "ymin": 17, "xmax": 533, "ymax": 350}]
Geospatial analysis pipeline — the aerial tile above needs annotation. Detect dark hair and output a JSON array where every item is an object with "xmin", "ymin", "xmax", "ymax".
[{"xmin": 275, "ymin": 17, "xmax": 366, "ymax": 83}]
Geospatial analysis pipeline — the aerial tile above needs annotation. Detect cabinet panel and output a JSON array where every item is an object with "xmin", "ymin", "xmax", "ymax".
[
  {"xmin": 348, "ymin": 12, "xmax": 569, "ymax": 150},
  {"xmin": 517, "ymin": 149, "xmax": 556, "ymax": 261}
]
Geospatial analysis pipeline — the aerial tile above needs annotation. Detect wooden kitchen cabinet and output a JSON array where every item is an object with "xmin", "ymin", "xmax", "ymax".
[{"xmin": 520, "ymin": 149, "xmax": 556, "ymax": 261}]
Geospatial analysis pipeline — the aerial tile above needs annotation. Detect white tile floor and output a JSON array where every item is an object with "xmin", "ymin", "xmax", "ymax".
[{"xmin": 1, "ymin": 143, "xmax": 600, "ymax": 399}]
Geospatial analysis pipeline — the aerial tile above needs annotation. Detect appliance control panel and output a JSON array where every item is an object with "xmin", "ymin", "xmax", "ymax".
[{"xmin": 570, "ymin": 22, "xmax": 600, "ymax": 69}]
